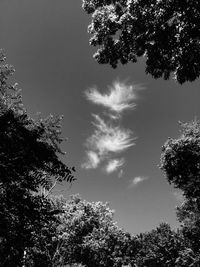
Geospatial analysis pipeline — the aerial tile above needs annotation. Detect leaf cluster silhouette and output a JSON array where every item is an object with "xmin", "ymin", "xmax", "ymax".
[
  {"xmin": 82, "ymin": 0, "xmax": 200, "ymax": 84},
  {"xmin": 0, "ymin": 50, "xmax": 75, "ymax": 266}
]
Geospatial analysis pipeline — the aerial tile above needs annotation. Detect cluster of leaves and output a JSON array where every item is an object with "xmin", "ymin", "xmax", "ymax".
[
  {"xmin": 161, "ymin": 120, "xmax": 200, "ymax": 266},
  {"xmin": 0, "ymin": 50, "xmax": 75, "ymax": 266},
  {"xmin": 161, "ymin": 120, "xmax": 200, "ymax": 199},
  {"xmin": 50, "ymin": 194, "xmax": 133, "ymax": 267},
  {"xmin": 82, "ymin": 0, "xmax": 200, "ymax": 83},
  {"xmin": 132, "ymin": 224, "xmax": 183, "ymax": 267}
]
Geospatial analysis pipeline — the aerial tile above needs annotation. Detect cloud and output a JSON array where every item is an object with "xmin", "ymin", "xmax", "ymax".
[
  {"xmin": 88, "ymin": 114, "xmax": 135, "ymax": 155},
  {"xmin": 85, "ymin": 81, "xmax": 139, "ymax": 114},
  {"xmin": 82, "ymin": 115, "xmax": 135, "ymax": 171},
  {"xmin": 82, "ymin": 151, "xmax": 100, "ymax": 169},
  {"xmin": 130, "ymin": 176, "xmax": 148, "ymax": 187},
  {"xmin": 105, "ymin": 158, "xmax": 125, "ymax": 174},
  {"xmin": 82, "ymin": 80, "xmax": 141, "ymax": 175}
]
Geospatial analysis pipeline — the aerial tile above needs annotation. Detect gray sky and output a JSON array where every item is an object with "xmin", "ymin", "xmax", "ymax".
[{"xmin": 1, "ymin": 0, "xmax": 200, "ymax": 234}]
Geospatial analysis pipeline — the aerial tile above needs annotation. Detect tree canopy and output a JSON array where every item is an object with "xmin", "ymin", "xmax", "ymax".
[
  {"xmin": 38, "ymin": 195, "xmax": 199, "ymax": 267},
  {"xmin": 161, "ymin": 119, "xmax": 200, "ymax": 266},
  {"xmin": 161, "ymin": 120, "xmax": 200, "ymax": 199},
  {"xmin": 82, "ymin": 0, "xmax": 200, "ymax": 84},
  {"xmin": 0, "ymin": 50, "xmax": 75, "ymax": 266},
  {"xmin": 134, "ymin": 223, "xmax": 184, "ymax": 267},
  {"xmin": 50, "ymin": 194, "xmax": 133, "ymax": 267}
]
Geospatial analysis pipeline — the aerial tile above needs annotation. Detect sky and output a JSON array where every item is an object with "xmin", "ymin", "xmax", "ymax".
[{"xmin": 1, "ymin": 0, "xmax": 200, "ymax": 235}]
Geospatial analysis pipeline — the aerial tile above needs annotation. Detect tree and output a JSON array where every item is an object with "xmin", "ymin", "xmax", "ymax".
[
  {"xmin": 0, "ymin": 50, "xmax": 75, "ymax": 266},
  {"xmin": 133, "ymin": 223, "xmax": 184, "ymax": 267},
  {"xmin": 160, "ymin": 120, "xmax": 200, "ymax": 266},
  {"xmin": 51, "ymin": 194, "xmax": 133, "ymax": 267},
  {"xmin": 160, "ymin": 120, "xmax": 200, "ymax": 199},
  {"xmin": 82, "ymin": 0, "xmax": 200, "ymax": 84}
]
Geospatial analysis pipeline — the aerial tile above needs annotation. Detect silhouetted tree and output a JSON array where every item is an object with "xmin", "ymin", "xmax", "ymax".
[
  {"xmin": 82, "ymin": 0, "xmax": 200, "ymax": 84},
  {"xmin": 161, "ymin": 120, "xmax": 200, "ymax": 199},
  {"xmin": 133, "ymin": 223, "xmax": 184, "ymax": 267},
  {"xmin": 161, "ymin": 119, "xmax": 200, "ymax": 266},
  {"xmin": 0, "ymin": 50, "xmax": 75, "ymax": 266}
]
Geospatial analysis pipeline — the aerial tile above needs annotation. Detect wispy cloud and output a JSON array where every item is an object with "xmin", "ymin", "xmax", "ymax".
[
  {"xmin": 82, "ymin": 80, "xmax": 141, "ymax": 175},
  {"xmin": 105, "ymin": 158, "xmax": 125, "ymax": 174},
  {"xmin": 85, "ymin": 81, "xmax": 139, "ymax": 115},
  {"xmin": 82, "ymin": 151, "xmax": 100, "ymax": 169},
  {"xmin": 86, "ymin": 115, "xmax": 135, "ymax": 155},
  {"xmin": 130, "ymin": 176, "xmax": 148, "ymax": 187},
  {"xmin": 82, "ymin": 115, "xmax": 135, "ymax": 173}
]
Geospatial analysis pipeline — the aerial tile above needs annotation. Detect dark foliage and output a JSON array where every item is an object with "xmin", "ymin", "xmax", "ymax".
[
  {"xmin": 160, "ymin": 119, "xmax": 200, "ymax": 266},
  {"xmin": 0, "ymin": 50, "xmax": 75, "ymax": 266},
  {"xmin": 160, "ymin": 120, "xmax": 200, "ymax": 199},
  {"xmin": 133, "ymin": 223, "xmax": 184, "ymax": 267},
  {"xmin": 82, "ymin": 0, "xmax": 200, "ymax": 84},
  {"xmin": 176, "ymin": 198, "xmax": 200, "ymax": 253}
]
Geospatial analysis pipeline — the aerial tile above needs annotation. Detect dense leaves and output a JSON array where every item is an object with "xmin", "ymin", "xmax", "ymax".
[
  {"xmin": 161, "ymin": 119, "xmax": 200, "ymax": 266},
  {"xmin": 0, "ymin": 51, "xmax": 75, "ymax": 266},
  {"xmin": 161, "ymin": 120, "xmax": 200, "ymax": 199},
  {"xmin": 51, "ymin": 194, "xmax": 133, "ymax": 267},
  {"xmin": 82, "ymin": 0, "xmax": 200, "ymax": 83},
  {"xmin": 134, "ymin": 223, "xmax": 184, "ymax": 267},
  {"xmin": 176, "ymin": 199, "xmax": 200, "ymax": 253}
]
